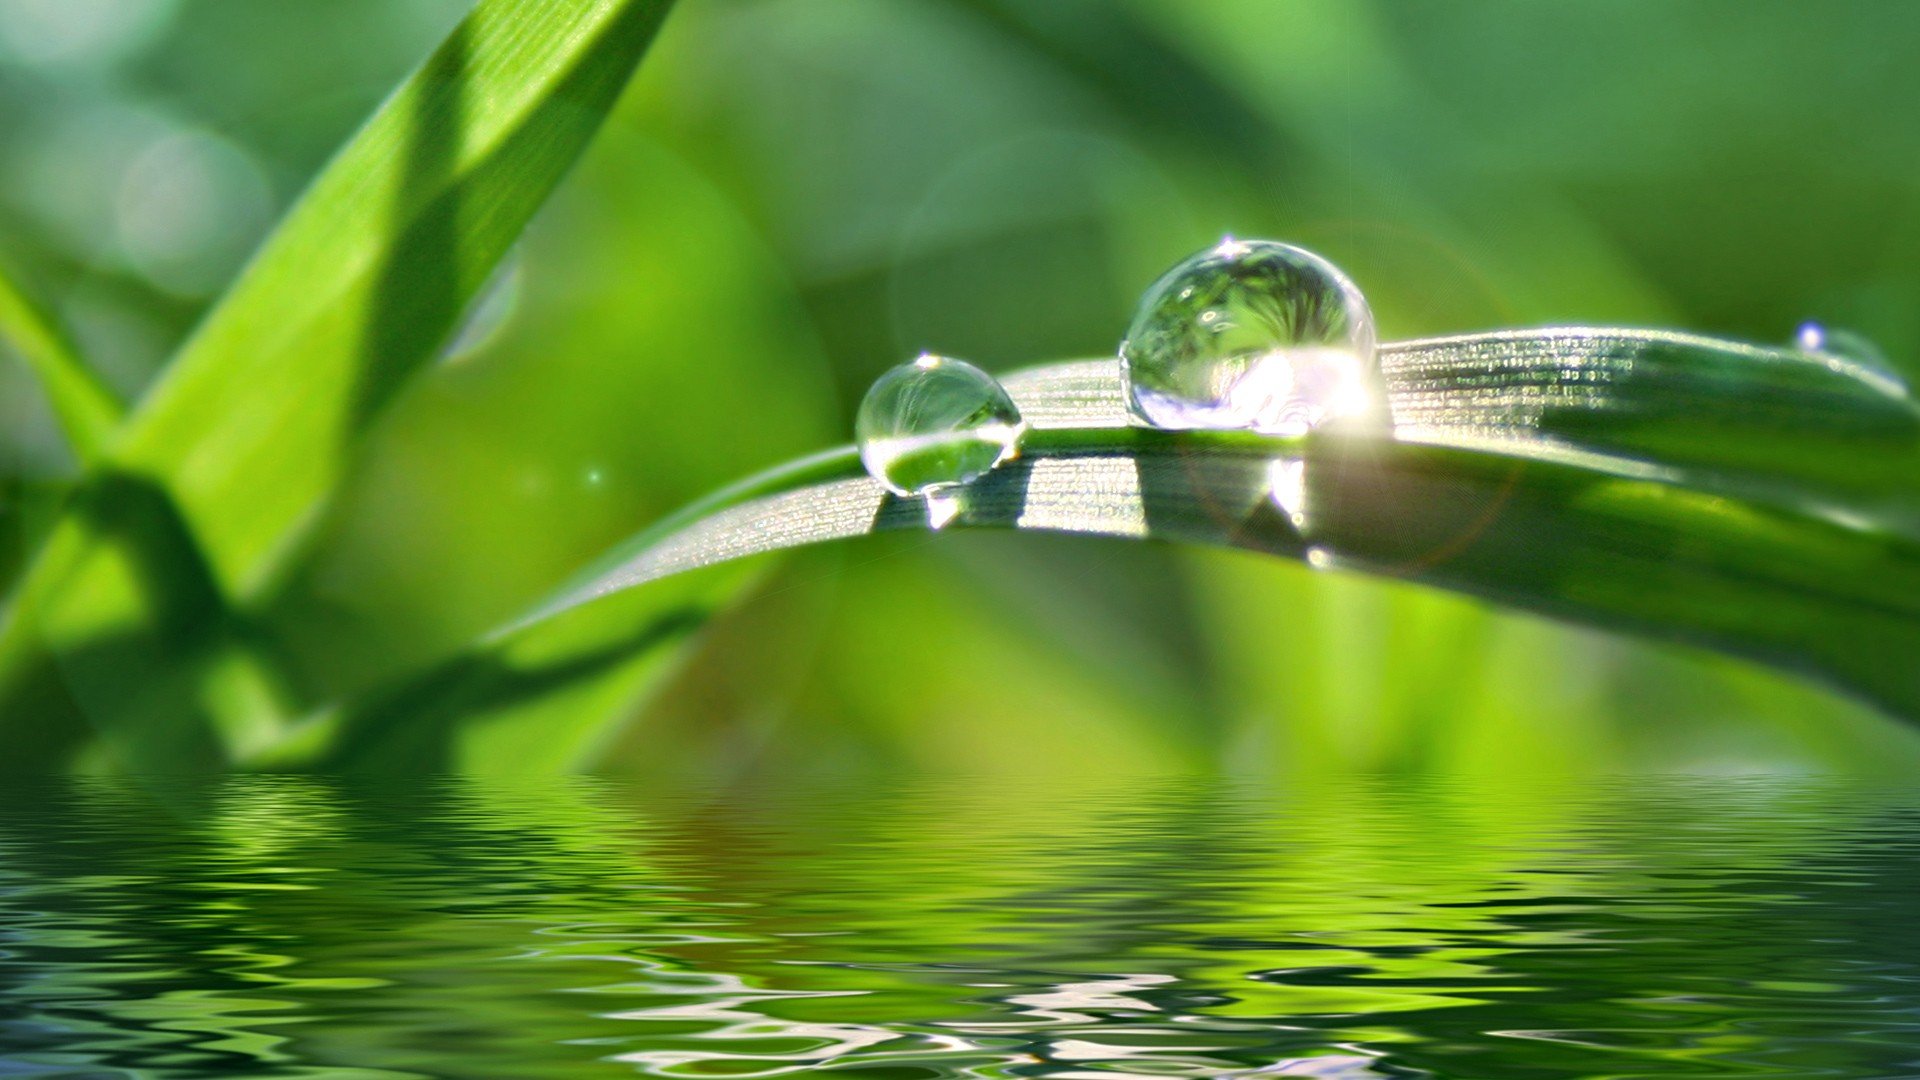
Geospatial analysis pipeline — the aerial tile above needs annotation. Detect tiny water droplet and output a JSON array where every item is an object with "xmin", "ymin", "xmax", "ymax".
[
  {"xmin": 1796, "ymin": 320, "xmax": 1889, "ymax": 366},
  {"xmin": 1794, "ymin": 321, "xmax": 1907, "ymax": 395},
  {"xmin": 856, "ymin": 354, "xmax": 1026, "ymax": 497},
  {"xmin": 1305, "ymin": 546, "xmax": 1333, "ymax": 570},
  {"xmin": 1794, "ymin": 321, "xmax": 1825, "ymax": 353},
  {"xmin": 1122, "ymin": 238, "xmax": 1380, "ymax": 434}
]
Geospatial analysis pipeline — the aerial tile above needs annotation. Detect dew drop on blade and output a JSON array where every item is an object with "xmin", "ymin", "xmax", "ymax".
[
  {"xmin": 1122, "ymin": 238, "xmax": 1381, "ymax": 434},
  {"xmin": 856, "ymin": 354, "xmax": 1026, "ymax": 498},
  {"xmin": 1793, "ymin": 320, "xmax": 1907, "ymax": 395},
  {"xmin": 1796, "ymin": 320, "xmax": 1895, "ymax": 367}
]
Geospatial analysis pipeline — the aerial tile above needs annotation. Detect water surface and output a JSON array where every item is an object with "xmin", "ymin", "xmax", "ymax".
[{"xmin": 3, "ymin": 775, "xmax": 1918, "ymax": 1078}]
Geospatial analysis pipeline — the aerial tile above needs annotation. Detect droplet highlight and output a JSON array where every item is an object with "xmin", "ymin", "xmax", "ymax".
[
  {"xmin": 856, "ymin": 354, "xmax": 1026, "ymax": 497},
  {"xmin": 1122, "ymin": 238, "xmax": 1380, "ymax": 434}
]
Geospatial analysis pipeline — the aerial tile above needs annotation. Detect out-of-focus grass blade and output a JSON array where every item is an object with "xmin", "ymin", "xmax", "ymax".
[
  {"xmin": 245, "ymin": 562, "xmax": 758, "ymax": 773},
  {"xmin": 497, "ymin": 329, "xmax": 1920, "ymax": 722},
  {"xmin": 0, "ymin": 477, "xmax": 67, "ymax": 598},
  {"xmin": 0, "ymin": 0, "xmax": 678, "ymax": 770},
  {"xmin": 124, "ymin": 0, "xmax": 677, "ymax": 597},
  {"xmin": 0, "ymin": 260, "xmax": 122, "ymax": 463}
]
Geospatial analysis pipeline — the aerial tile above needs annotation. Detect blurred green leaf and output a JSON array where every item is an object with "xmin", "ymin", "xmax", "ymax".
[
  {"xmin": 0, "ymin": 259, "xmax": 122, "ymax": 464},
  {"xmin": 507, "ymin": 330, "xmax": 1920, "ymax": 722},
  {"xmin": 0, "ymin": 0, "xmax": 679, "ymax": 769},
  {"xmin": 0, "ymin": 476, "xmax": 67, "ymax": 599}
]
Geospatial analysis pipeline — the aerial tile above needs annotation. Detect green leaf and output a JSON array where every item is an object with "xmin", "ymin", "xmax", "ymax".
[
  {"xmin": 0, "ymin": 0, "xmax": 679, "ymax": 770},
  {"xmin": 0, "ymin": 259, "xmax": 122, "ymax": 463},
  {"xmin": 499, "ymin": 329, "xmax": 1920, "ymax": 722},
  {"xmin": 122, "ymin": 0, "xmax": 678, "ymax": 598}
]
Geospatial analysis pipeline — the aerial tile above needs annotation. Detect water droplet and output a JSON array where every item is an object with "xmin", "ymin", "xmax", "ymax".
[
  {"xmin": 856, "ymin": 354, "xmax": 1026, "ymax": 497},
  {"xmin": 1796, "ymin": 320, "xmax": 1888, "ymax": 365},
  {"xmin": 1794, "ymin": 321, "xmax": 1907, "ymax": 396},
  {"xmin": 1122, "ymin": 238, "xmax": 1380, "ymax": 434}
]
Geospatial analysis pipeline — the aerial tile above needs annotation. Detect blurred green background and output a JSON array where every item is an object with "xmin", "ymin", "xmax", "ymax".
[{"xmin": 3, "ymin": 0, "xmax": 1918, "ymax": 778}]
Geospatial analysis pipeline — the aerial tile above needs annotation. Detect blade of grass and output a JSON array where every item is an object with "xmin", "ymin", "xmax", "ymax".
[
  {"xmin": 473, "ymin": 329, "xmax": 1920, "ymax": 725},
  {"xmin": 0, "ymin": 477, "xmax": 66, "ymax": 597},
  {"xmin": 230, "ymin": 328, "xmax": 1920, "ymax": 772},
  {"xmin": 0, "ymin": 259, "xmax": 122, "ymax": 463},
  {"xmin": 123, "ymin": 0, "xmax": 679, "ymax": 598},
  {"xmin": 0, "ymin": 0, "xmax": 679, "ymax": 770}
]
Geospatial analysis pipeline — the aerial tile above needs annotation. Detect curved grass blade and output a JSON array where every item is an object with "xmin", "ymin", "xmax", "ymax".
[
  {"xmin": 497, "ymin": 329, "xmax": 1920, "ymax": 721},
  {"xmin": 0, "ymin": 259, "xmax": 122, "ymax": 463},
  {"xmin": 0, "ymin": 0, "xmax": 679, "ymax": 770}
]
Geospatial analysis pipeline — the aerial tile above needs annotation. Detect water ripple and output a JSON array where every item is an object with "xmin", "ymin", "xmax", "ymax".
[{"xmin": 2, "ymin": 776, "xmax": 1918, "ymax": 1078}]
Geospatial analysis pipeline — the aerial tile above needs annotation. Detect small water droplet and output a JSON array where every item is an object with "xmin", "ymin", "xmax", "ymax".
[
  {"xmin": 856, "ymin": 354, "xmax": 1026, "ymax": 497},
  {"xmin": 1305, "ymin": 546, "xmax": 1333, "ymax": 570},
  {"xmin": 1796, "ymin": 320, "xmax": 1888, "ymax": 365},
  {"xmin": 1793, "ymin": 321, "xmax": 1907, "ymax": 395},
  {"xmin": 1122, "ymin": 238, "xmax": 1380, "ymax": 434},
  {"xmin": 1794, "ymin": 321, "xmax": 1826, "ymax": 353}
]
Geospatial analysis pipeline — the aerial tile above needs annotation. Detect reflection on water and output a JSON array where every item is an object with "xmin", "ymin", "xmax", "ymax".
[{"xmin": 3, "ymin": 775, "xmax": 1920, "ymax": 1078}]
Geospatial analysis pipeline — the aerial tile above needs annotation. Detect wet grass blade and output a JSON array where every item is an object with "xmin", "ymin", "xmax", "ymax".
[
  {"xmin": 495, "ymin": 329, "xmax": 1920, "ymax": 722},
  {"xmin": 0, "ymin": 259, "xmax": 122, "ymax": 463},
  {"xmin": 0, "ymin": 0, "xmax": 679, "ymax": 769}
]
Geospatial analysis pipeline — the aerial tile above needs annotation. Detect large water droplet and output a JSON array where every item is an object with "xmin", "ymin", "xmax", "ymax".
[
  {"xmin": 856, "ymin": 354, "xmax": 1026, "ymax": 497},
  {"xmin": 1122, "ymin": 238, "xmax": 1380, "ymax": 434}
]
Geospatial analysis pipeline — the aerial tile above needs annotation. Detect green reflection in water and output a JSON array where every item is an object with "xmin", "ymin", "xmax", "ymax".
[{"xmin": 2, "ymin": 775, "xmax": 1918, "ymax": 1078}]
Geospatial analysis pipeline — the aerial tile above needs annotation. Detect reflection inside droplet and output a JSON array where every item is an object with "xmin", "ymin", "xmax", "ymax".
[{"xmin": 856, "ymin": 354, "xmax": 1027, "ymax": 497}]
